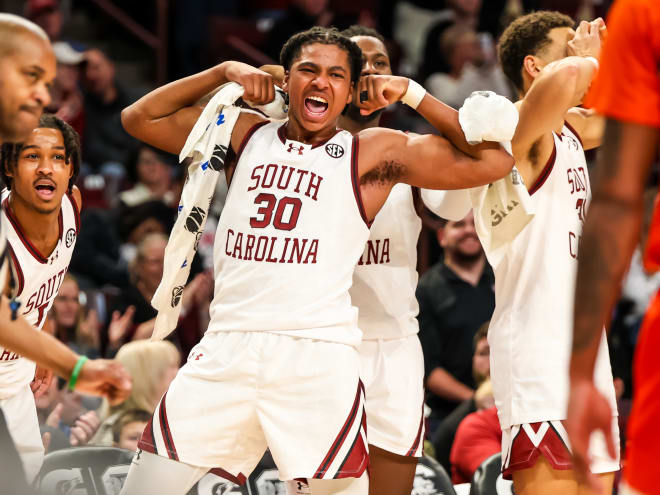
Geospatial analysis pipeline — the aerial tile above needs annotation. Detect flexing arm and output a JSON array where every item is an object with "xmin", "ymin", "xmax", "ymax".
[
  {"xmin": 121, "ymin": 61, "xmax": 276, "ymax": 155},
  {"xmin": 567, "ymin": 120, "xmax": 658, "ymax": 478}
]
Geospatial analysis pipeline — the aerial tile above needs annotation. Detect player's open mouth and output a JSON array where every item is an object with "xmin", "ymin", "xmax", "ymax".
[
  {"xmin": 34, "ymin": 181, "xmax": 56, "ymax": 200},
  {"xmin": 304, "ymin": 95, "xmax": 329, "ymax": 119}
]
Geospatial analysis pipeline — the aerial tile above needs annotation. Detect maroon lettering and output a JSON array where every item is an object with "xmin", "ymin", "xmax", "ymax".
[
  {"xmin": 245, "ymin": 234, "xmax": 256, "ymax": 260},
  {"xmin": 273, "ymin": 197, "xmax": 302, "ymax": 231},
  {"xmin": 232, "ymin": 232, "xmax": 244, "ymax": 259},
  {"xmin": 225, "ymin": 229, "xmax": 234, "ymax": 255},
  {"xmin": 304, "ymin": 239, "xmax": 318, "ymax": 264},
  {"xmin": 250, "ymin": 193, "xmax": 276, "ymax": 228},
  {"xmin": 261, "ymin": 164, "xmax": 278, "ymax": 189},
  {"xmin": 279, "ymin": 238, "xmax": 292, "ymax": 263},
  {"xmin": 254, "ymin": 236, "xmax": 268, "ymax": 261},
  {"xmin": 366, "ymin": 240, "xmax": 380, "ymax": 265},
  {"xmin": 293, "ymin": 170, "xmax": 309, "ymax": 193},
  {"xmin": 248, "ymin": 165, "xmax": 264, "ymax": 191},
  {"xmin": 288, "ymin": 238, "xmax": 308, "ymax": 263},
  {"xmin": 305, "ymin": 173, "xmax": 323, "ymax": 201},
  {"xmin": 569, "ymin": 231, "xmax": 579, "ymax": 259},
  {"xmin": 380, "ymin": 239, "xmax": 390, "ymax": 264},
  {"xmin": 265, "ymin": 236, "xmax": 279, "ymax": 263},
  {"xmin": 277, "ymin": 166, "xmax": 294, "ymax": 190}
]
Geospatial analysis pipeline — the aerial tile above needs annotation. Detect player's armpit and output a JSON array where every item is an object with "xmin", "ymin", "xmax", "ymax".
[{"xmin": 358, "ymin": 128, "xmax": 513, "ymax": 192}]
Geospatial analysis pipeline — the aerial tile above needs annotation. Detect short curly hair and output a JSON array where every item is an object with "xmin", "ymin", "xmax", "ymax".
[
  {"xmin": 0, "ymin": 114, "xmax": 81, "ymax": 193},
  {"xmin": 280, "ymin": 26, "xmax": 363, "ymax": 84},
  {"xmin": 498, "ymin": 11, "xmax": 574, "ymax": 92},
  {"xmin": 341, "ymin": 25, "xmax": 385, "ymax": 44}
]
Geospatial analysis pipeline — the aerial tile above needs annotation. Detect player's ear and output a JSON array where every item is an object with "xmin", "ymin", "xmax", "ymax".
[
  {"xmin": 435, "ymin": 227, "xmax": 445, "ymax": 248},
  {"xmin": 522, "ymin": 55, "xmax": 542, "ymax": 82},
  {"xmin": 346, "ymin": 81, "xmax": 354, "ymax": 105},
  {"xmin": 281, "ymin": 71, "xmax": 290, "ymax": 93}
]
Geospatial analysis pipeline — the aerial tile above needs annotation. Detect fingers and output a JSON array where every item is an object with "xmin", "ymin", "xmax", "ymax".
[
  {"xmin": 242, "ymin": 74, "xmax": 276, "ymax": 105},
  {"xmin": 123, "ymin": 305, "xmax": 136, "ymax": 322},
  {"xmin": 33, "ymin": 379, "xmax": 49, "ymax": 398},
  {"xmin": 111, "ymin": 310, "xmax": 120, "ymax": 322},
  {"xmin": 41, "ymin": 431, "xmax": 51, "ymax": 452},
  {"xmin": 69, "ymin": 426, "xmax": 87, "ymax": 446},
  {"xmin": 45, "ymin": 403, "xmax": 63, "ymax": 428}
]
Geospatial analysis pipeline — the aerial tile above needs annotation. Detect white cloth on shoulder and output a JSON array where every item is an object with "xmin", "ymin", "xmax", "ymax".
[
  {"xmin": 458, "ymin": 91, "xmax": 534, "ymax": 269},
  {"xmin": 151, "ymin": 82, "xmax": 287, "ymax": 341}
]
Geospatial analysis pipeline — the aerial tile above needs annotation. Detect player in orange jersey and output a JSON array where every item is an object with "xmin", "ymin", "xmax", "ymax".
[{"xmin": 567, "ymin": 1, "xmax": 660, "ymax": 494}]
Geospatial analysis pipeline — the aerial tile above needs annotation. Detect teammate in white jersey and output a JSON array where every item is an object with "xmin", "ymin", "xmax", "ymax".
[
  {"xmin": 483, "ymin": 12, "xmax": 617, "ymax": 495},
  {"xmin": 339, "ymin": 25, "xmax": 441, "ymax": 495},
  {"xmin": 120, "ymin": 27, "xmax": 513, "ymax": 495},
  {"xmin": 0, "ymin": 15, "xmax": 130, "ymax": 489}
]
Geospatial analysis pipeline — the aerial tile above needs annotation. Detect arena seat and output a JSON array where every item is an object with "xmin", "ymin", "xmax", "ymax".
[
  {"xmin": 414, "ymin": 454, "xmax": 457, "ymax": 495},
  {"xmin": 469, "ymin": 454, "xmax": 515, "ymax": 495},
  {"xmin": 35, "ymin": 446, "xmax": 135, "ymax": 495}
]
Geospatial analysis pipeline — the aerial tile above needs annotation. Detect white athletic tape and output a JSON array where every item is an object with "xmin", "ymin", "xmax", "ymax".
[{"xmin": 401, "ymin": 79, "xmax": 426, "ymax": 109}]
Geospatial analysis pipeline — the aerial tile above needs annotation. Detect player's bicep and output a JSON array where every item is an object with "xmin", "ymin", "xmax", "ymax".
[{"xmin": 122, "ymin": 105, "xmax": 202, "ymax": 155}]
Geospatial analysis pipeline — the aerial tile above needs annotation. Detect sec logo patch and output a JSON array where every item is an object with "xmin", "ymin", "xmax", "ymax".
[
  {"xmin": 325, "ymin": 143, "xmax": 344, "ymax": 158},
  {"xmin": 65, "ymin": 228, "xmax": 76, "ymax": 248}
]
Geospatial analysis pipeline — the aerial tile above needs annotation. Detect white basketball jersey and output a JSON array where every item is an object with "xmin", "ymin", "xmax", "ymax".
[
  {"xmin": 487, "ymin": 123, "xmax": 617, "ymax": 428},
  {"xmin": 0, "ymin": 192, "xmax": 79, "ymax": 398},
  {"xmin": 208, "ymin": 121, "xmax": 370, "ymax": 346},
  {"xmin": 350, "ymin": 184, "xmax": 421, "ymax": 340}
]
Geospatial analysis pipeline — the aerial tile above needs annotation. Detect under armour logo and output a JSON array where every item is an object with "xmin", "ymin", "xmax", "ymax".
[
  {"xmin": 287, "ymin": 143, "xmax": 304, "ymax": 155},
  {"xmin": 49, "ymin": 250, "xmax": 59, "ymax": 264}
]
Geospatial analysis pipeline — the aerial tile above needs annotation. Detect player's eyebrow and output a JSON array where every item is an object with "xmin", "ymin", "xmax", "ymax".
[
  {"xmin": 328, "ymin": 65, "xmax": 347, "ymax": 74},
  {"xmin": 21, "ymin": 145, "xmax": 40, "ymax": 150}
]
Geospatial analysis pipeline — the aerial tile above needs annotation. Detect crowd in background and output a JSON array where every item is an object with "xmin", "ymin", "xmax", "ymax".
[{"xmin": 4, "ymin": 0, "xmax": 654, "ymax": 488}]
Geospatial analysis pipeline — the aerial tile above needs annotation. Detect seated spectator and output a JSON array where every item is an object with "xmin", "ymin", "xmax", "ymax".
[
  {"xmin": 119, "ymin": 144, "xmax": 180, "ymax": 208},
  {"xmin": 449, "ymin": 403, "xmax": 501, "ymax": 484},
  {"xmin": 117, "ymin": 201, "xmax": 175, "ymax": 266},
  {"xmin": 417, "ymin": 211, "xmax": 495, "ymax": 425},
  {"xmin": 425, "ymin": 24, "xmax": 511, "ymax": 109},
  {"xmin": 112, "ymin": 409, "xmax": 151, "ymax": 452},
  {"xmin": 82, "ymin": 48, "xmax": 140, "ymax": 175},
  {"xmin": 51, "ymin": 274, "xmax": 100, "ymax": 358},
  {"xmin": 432, "ymin": 322, "xmax": 490, "ymax": 472},
  {"xmin": 104, "ymin": 233, "xmax": 212, "ymax": 355},
  {"xmin": 48, "ymin": 41, "xmax": 86, "ymax": 139},
  {"xmin": 37, "ymin": 378, "xmax": 102, "ymax": 452},
  {"xmin": 91, "ymin": 340, "xmax": 180, "ymax": 446}
]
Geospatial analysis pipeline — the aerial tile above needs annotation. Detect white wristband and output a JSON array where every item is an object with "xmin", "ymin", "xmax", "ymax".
[
  {"xmin": 585, "ymin": 56, "xmax": 599, "ymax": 70},
  {"xmin": 401, "ymin": 79, "xmax": 426, "ymax": 109}
]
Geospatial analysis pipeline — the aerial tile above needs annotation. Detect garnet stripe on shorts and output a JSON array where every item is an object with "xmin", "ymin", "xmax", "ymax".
[
  {"xmin": 406, "ymin": 401, "xmax": 425, "ymax": 456},
  {"xmin": 158, "ymin": 392, "xmax": 179, "ymax": 461},
  {"xmin": 333, "ymin": 407, "xmax": 368, "ymax": 478},
  {"xmin": 313, "ymin": 381, "xmax": 363, "ymax": 478}
]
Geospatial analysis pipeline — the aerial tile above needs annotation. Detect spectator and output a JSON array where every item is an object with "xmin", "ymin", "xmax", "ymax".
[
  {"xmin": 449, "ymin": 403, "xmax": 501, "ymax": 484},
  {"xmin": 119, "ymin": 144, "xmax": 180, "ymax": 208},
  {"xmin": 25, "ymin": 0, "xmax": 63, "ymax": 41},
  {"xmin": 432, "ymin": 322, "xmax": 491, "ymax": 472},
  {"xmin": 264, "ymin": 0, "xmax": 334, "ymax": 61},
  {"xmin": 112, "ymin": 409, "xmax": 151, "ymax": 452},
  {"xmin": 104, "ymin": 233, "xmax": 212, "ymax": 355},
  {"xmin": 51, "ymin": 274, "xmax": 101, "ymax": 358},
  {"xmin": 417, "ymin": 211, "xmax": 495, "ymax": 424},
  {"xmin": 81, "ymin": 48, "xmax": 140, "ymax": 175},
  {"xmin": 36, "ymin": 378, "xmax": 102, "ymax": 452},
  {"xmin": 91, "ymin": 340, "xmax": 180, "ymax": 446},
  {"xmin": 117, "ymin": 201, "xmax": 175, "ymax": 266},
  {"xmin": 48, "ymin": 41, "xmax": 86, "ymax": 139},
  {"xmin": 425, "ymin": 24, "xmax": 511, "ymax": 109}
]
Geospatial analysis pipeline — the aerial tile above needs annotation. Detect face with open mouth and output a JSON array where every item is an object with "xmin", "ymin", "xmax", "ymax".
[
  {"xmin": 10, "ymin": 126, "xmax": 72, "ymax": 214},
  {"xmin": 283, "ymin": 43, "xmax": 354, "ymax": 137}
]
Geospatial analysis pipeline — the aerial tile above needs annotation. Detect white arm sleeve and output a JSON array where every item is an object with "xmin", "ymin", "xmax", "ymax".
[{"xmin": 420, "ymin": 189, "xmax": 472, "ymax": 221}]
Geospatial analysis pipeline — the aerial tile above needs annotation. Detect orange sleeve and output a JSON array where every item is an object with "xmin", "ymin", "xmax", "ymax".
[{"xmin": 585, "ymin": 0, "xmax": 660, "ymax": 128}]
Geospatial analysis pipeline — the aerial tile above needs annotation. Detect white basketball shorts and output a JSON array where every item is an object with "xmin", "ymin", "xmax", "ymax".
[
  {"xmin": 359, "ymin": 335, "xmax": 425, "ymax": 457},
  {"xmin": 138, "ymin": 331, "xmax": 368, "ymax": 483},
  {"xmin": 0, "ymin": 384, "xmax": 44, "ymax": 482}
]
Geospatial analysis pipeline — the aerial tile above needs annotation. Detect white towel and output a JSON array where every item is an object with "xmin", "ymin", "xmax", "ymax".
[
  {"xmin": 151, "ymin": 82, "xmax": 286, "ymax": 341},
  {"xmin": 458, "ymin": 91, "xmax": 534, "ymax": 269}
]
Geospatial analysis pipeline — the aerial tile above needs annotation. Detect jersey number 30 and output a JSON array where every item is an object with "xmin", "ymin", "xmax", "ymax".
[{"xmin": 250, "ymin": 193, "xmax": 302, "ymax": 231}]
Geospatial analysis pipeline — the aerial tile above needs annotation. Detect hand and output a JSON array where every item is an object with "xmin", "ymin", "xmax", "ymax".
[
  {"xmin": 591, "ymin": 17, "xmax": 607, "ymax": 42},
  {"xmin": 78, "ymin": 308, "xmax": 100, "ymax": 349},
  {"xmin": 74, "ymin": 359, "xmax": 132, "ymax": 406},
  {"xmin": 69, "ymin": 410, "xmax": 101, "ymax": 446},
  {"xmin": 354, "ymin": 75, "xmax": 410, "ymax": 115},
  {"xmin": 107, "ymin": 306, "xmax": 136, "ymax": 348},
  {"xmin": 224, "ymin": 61, "xmax": 276, "ymax": 105},
  {"xmin": 186, "ymin": 271, "xmax": 214, "ymax": 307},
  {"xmin": 31, "ymin": 365, "xmax": 54, "ymax": 398},
  {"xmin": 258, "ymin": 65, "xmax": 285, "ymax": 87},
  {"xmin": 567, "ymin": 19, "xmax": 602, "ymax": 59},
  {"xmin": 565, "ymin": 377, "xmax": 617, "ymax": 492}
]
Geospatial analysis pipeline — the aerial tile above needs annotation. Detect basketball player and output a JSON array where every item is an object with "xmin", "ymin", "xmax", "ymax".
[
  {"xmin": 0, "ymin": 14, "xmax": 129, "ymax": 401},
  {"xmin": 340, "ymin": 25, "xmax": 440, "ymax": 495},
  {"xmin": 0, "ymin": 14, "xmax": 131, "ymax": 488},
  {"xmin": 120, "ymin": 27, "xmax": 513, "ymax": 495},
  {"xmin": 482, "ymin": 11, "xmax": 619, "ymax": 495},
  {"xmin": 566, "ymin": 1, "xmax": 660, "ymax": 494}
]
